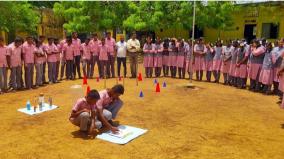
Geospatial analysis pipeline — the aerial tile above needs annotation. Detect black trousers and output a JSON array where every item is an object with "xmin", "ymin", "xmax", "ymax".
[
  {"xmin": 73, "ymin": 55, "xmax": 82, "ymax": 78},
  {"xmin": 117, "ymin": 57, "xmax": 127, "ymax": 77}
]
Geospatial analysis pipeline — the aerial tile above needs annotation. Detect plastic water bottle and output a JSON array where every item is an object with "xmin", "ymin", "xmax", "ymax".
[
  {"xmin": 39, "ymin": 101, "xmax": 43, "ymax": 111},
  {"xmin": 48, "ymin": 97, "xmax": 52, "ymax": 109},
  {"xmin": 26, "ymin": 100, "xmax": 31, "ymax": 111}
]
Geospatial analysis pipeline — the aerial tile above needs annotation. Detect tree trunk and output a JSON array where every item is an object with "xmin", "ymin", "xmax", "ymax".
[{"xmin": 8, "ymin": 28, "xmax": 16, "ymax": 44}]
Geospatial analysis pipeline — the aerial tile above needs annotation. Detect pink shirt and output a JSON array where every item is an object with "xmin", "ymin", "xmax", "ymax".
[
  {"xmin": 7, "ymin": 44, "xmax": 22, "ymax": 67},
  {"xmin": 22, "ymin": 43, "xmax": 35, "ymax": 64},
  {"xmin": 90, "ymin": 39, "xmax": 101, "ymax": 56},
  {"xmin": 70, "ymin": 98, "xmax": 95, "ymax": 119},
  {"xmin": 34, "ymin": 45, "xmax": 46, "ymax": 64},
  {"xmin": 56, "ymin": 44, "xmax": 61, "ymax": 62},
  {"xmin": 63, "ymin": 44, "xmax": 74, "ymax": 60},
  {"xmin": 45, "ymin": 43, "xmax": 59, "ymax": 63},
  {"xmin": 105, "ymin": 38, "xmax": 116, "ymax": 55},
  {"xmin": 59, "ymin": 40, "xmax": 66, "ymax": 61},
  {"xmin": 252, "ymin": 46, "xmax": 266, "ymax": 56},
  {"xmin": 96, "ymin": 89, "xmax": 113, "ymax": 110},
  {"xmin": 72, "ymin": 38, "xmax": 81, "ymax": 56},
  {"xmin": 0, "ymin": 45, "xmax": 8, "ymax": 67},
  {"xmin": 81, "ymin": 43, "xmax": 92, "ymax": 60},
  {"xmin": 98, "ymin": 45, "xmax": 109, "ymax": 61}
]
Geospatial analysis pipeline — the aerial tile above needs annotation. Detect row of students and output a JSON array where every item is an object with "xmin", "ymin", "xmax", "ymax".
[
  {"xmin": 142, "ymin": 37, "xmax": 284, "ymax": 95},
  {"xmin": 0, "ymin": 31, "xmax": 126, "ymax": 94}
]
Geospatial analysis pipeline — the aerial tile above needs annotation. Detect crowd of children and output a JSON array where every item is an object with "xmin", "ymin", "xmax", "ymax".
[
  {"xmin": 0, "ymin": 32, "xmax": 284, "ymax": 106},
  {"xmin": 142, "ymin": 37, "xmax": 284, "ymax": 107}
]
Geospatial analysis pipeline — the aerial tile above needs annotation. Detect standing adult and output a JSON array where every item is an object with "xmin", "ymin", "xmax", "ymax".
[
  {"xmin": 72, "ymin": 32, "xmax": 82, "ymax": 79},
  {"xmin": 126, "ymin": 32, "xmax": 140, "ymax": 78},
  {"xmin": 116, "ymin": 35, "xmax": 127, "ymax": 78},
  {"xmin": 105, "ymin": 32, "xmax": 116, "ymax": 78}
]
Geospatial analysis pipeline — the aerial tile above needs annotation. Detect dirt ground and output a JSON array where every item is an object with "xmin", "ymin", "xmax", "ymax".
[{"xmin": 0, "ymin": 64, "xmax": 284, "ymax": 159}]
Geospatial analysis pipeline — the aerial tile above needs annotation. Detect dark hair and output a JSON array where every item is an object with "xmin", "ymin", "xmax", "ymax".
[
  {"xmin": 0, "ymin": 36, "xmax": 3, "ymax": 41},
  {"xmin": 87, "ymin": 89, "xmax": 100, "ymax": 100},
  {"xmin": 26, "ymin": 36, "xmax": 33, "ymax": 40},
  {"xmin": 106, "ymin": 32, "xmax": 111, "ymax": 35},
  {"xmin": 15, "ymin": 37, "xmax": 22, "ymax": 43},
  {"xmin": 39, "ymin": 35, "xmax": 45, "ymax": 39},
  {"xmin": 111, "ymin": 84, "xmax": 124, "ymax": 95},
  {"xmin": 92, "ymin": 33, "xmax": 97, "ymax": 37},
  {"xmin": 48, "ymin": 37, "xmax": 54, "ymax": 41}
]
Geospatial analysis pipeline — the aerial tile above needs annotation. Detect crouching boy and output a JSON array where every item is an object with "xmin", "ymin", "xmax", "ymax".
[
  {"xmin": 95, "ymin": 84, "xmax": 124, "ymax": 133},
  {"xmin": 69, "ymin": 90, "xmax": 101, "ymax": 134}
]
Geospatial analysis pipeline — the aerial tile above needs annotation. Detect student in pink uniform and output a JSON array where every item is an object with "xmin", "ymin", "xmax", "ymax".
[
  {"xmin": 0, "ymin": 37, "xmax": 8, "ymax": 94},
  {"xmin": 235, "ymin": 42, "xmax": 248, "ymax": 89},
  {"xmin": 38, "ymin": 35, "xmax": 48, "ymax": 84},
  {"xmin": 72, "ymin": 32, "xmax": 82, "ymax": 79},
  {"xmin": 259, "ymin": 42, "xmax": 273, "ymax": 94},
  {"xmin": 221, "ymin": 42, "xmax": 232, "ymax": 85},
  {"xmin": 204, "ymin": 43, "xmax": 214, "ymax": 82},
  {"xmin": 34, "ymin": 39, "xmax": 45, "ymax": 87},
  {"xmin": 69, "ymin": 89, "xmax": 101, "ymax": 135},
  {"xmin": 54, "ymin": 38, "xmax": 61, "ymax": 82},
  {"xmin": 185, "ymin": 39, "xmax": 194, "ymax": 80},
  {"xmin": 194, "ymin": 38, "xmax": 206, "ymax": 81},
  {"xmin": 81, "ymin": 37, "xmax": 92, "ymax": 78},
  {"xmin": 98, "ymin": 38, "xmax": 109, "ymax": 78},
  {"xmin": 63, "ymin": 37, "xmax": 75, "ymax": 80},
  {"xmin": 277, "ymin": 52, "xmax": 284, "ymax": 108},
  {"xmin": 22, "ymin": 36, "xmax": 35, "ymax": 89},
  {"xmin": 272, "ymin": 39, "xmax": 284, "ymax": 95},
  {"xmin": 90, "ymin": 33, "xmax": 101, "ymax": 78},
  {"xmin": 162, "ymin": 38, "xmax": 170, "ymax": 77},
  {"xmin": 59, "ymin": 38, "xmax": 66, "ymax": 81},
  {"xmin": 248, "ymin": 39, "xmax": 266, "ymax": 91},
  {"xmin": 229, "ymin": 41, "xmax": 239, "ymax": 86},
  {"xmin": 213, "ymin": 41, "xmax": 223, "ymax": 83},
  {"xmin": 154, "ymin": 37, "xmax": 163, "ymax": 77},
  {"xmin": 177, "ymin": 41, "xmax": 186, "ymax": 79},
  {"xmin": 143, "ymin": 36, "xmax": 155, "ymax": 78},
  {"xmin": 45, "ymin": 37, "xmax": 59, "ymax": 84},
  {"xmin": 168, "ymin": 39, "xmax": 178, "ymax": 78},
  {"xmin": 95, "ymin": 84, "xmax": 124, "ymax": 132},
  {"xmin": 105, "ymin": 32, "xmax": 116, "ymax": 78},
  {"xmin": 7, "ymin": 38, "xmax": 23, "ymax": 91}
]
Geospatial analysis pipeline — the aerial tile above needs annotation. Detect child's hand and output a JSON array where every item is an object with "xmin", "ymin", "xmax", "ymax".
[
  {"xmin": 110, "ymin": 126, "xmax": 119, "ymax": 134},
  {"xmin": 277, "ymin": 71, "xmax": 282, "ymax": 77}
]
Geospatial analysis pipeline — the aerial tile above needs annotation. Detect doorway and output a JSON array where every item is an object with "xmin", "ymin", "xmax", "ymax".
[{"xmin": 244, "ymin": 24, "xmax": 256, "ymax": 43}]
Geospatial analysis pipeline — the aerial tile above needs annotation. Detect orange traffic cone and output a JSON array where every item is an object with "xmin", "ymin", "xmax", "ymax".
[
  {"xmin": 86, "ymin": 85, "xmax": 91, "ymax": 96},
  {"xmin": 138, "ymin": 73, "xmax": 143, "ymax": 81},
  {"xmin": 119, "ymin": 76, "xmax": 122, "ymax": 81},
  {"xmin": 96, "ymin": 77, "xmax": 100, "ymax": 82},
  {"xmin": 83, "ymin": 75, "xmax": 88, "ymax": 85},
  {"xmin": 156, "ymin": 83, "xmax": 160, "ymax": 93}
]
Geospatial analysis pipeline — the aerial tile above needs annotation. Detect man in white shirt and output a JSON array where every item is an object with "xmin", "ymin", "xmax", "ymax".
[
  {"xmin": 116, "ymin": 36, "xmax": 127, "ymax": 77},
  {"xmin": 126, "ymin": 32, "xmax": 140, "ymax": 78}
]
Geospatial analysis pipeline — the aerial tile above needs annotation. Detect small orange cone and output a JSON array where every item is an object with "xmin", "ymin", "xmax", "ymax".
[
  {"xmin": 156, "ymin": 83, "xmax": 160, "ymax": 93},
  {"xmin": 83, "ymin": 75, "xmax": 88, "ymax": 85},
  {"xmin": 86, "ymin": 85, "xmax": 91, "ymax": 96},
  {"xmin": 96, "ymin": 77, "xmax": 100, "ymax": 82},
  {"xmin": 119, "ymin": 76, "xmax": 122, "ymax": 81},
  {"xmin": 138, "ymin": 73, "xmax": 143, "ymax": 81}
]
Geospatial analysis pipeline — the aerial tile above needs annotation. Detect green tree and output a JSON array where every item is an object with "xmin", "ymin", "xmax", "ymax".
[{"xmin": 0, "ymin": 2, "xmax": 40, "ymax": 42}]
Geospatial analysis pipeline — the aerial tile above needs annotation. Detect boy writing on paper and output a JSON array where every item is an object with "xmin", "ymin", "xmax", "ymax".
[{"xmin": 95, "ymin": 84, "xmax": 124, "ymax": 134}]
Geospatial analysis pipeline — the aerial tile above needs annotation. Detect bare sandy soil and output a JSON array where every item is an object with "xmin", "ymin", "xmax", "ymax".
[{"xmin": 0, "ymin": 64, "xmax": 283, "ymax": 159}]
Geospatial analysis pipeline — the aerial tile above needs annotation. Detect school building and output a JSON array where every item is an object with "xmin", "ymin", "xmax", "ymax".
[{"xmin": 156, "ymin": 1, "xmax": 284, "ymax": 43}]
